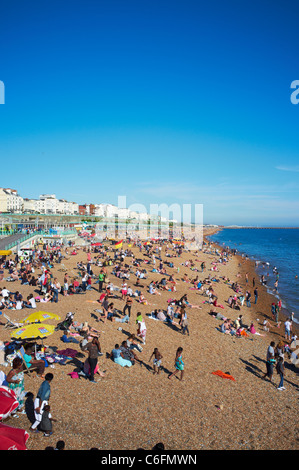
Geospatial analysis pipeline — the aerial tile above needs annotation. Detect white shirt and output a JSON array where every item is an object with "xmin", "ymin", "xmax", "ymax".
[{"xmin": 29, "ymin": 297, "xmax": 37, "ymax": 308}]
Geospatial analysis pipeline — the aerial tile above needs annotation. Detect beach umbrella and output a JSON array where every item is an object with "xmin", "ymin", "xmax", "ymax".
[
  {"xmin": 0, "ymin": 422, "xmax": 29, "ymax": 450},
  {"xmin": 20, "ymin": 311, "xmax": 61, "ymax": 325},
  {"xmin": 10, "ymin": 323, "xmax": 55, "ymax": 341},
  {"xmin": 0, "ymin": 387, "xmax": 19, "ymax": 421},
  {"xmin": 0, "ymin": 250, "xmax": 12, "ymax": 256}
]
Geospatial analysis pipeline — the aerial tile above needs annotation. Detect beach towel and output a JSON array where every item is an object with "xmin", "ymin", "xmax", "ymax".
[
  {"xmin": 240, "ymin": 329, "xmax": 249, "ymax": 337},
  {"xmin": 212, "ymin": 370, "xmax": 235, "ymax": 381},
  {"xmin": 56, "ymin": 348, "xmax": 78, "ymax": 358}
]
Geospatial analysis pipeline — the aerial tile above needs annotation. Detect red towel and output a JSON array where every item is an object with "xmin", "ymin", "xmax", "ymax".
[{"xmin": 212, "ymin": 370, "xmax": 235, "ymax": 381}]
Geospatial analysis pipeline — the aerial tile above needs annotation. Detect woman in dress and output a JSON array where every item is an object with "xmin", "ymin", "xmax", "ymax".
[
  {"xmin": 6, "ymin": 357, "xmax": 26, "ymax": 415},
  {"xmin": 168, "ymin": 347, "xmax": 184, "ymax": 381}
]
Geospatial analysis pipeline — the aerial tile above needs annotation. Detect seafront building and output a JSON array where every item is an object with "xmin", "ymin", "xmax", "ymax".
[
  {"xmin": 0, "ymin": 188, "xmax": 178, "ymax": 230},
  {"xmin": 0, "ymin": 188, "xmax": 24, "ymax": 213}
]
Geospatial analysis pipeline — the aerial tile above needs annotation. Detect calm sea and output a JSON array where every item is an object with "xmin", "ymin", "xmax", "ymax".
[{"xmin": 207, "ymin": 228, "xmax": 299, "ymax": 324}]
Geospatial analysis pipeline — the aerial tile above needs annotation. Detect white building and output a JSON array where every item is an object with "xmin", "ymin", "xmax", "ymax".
[
  {"xmin": 0, "ymin": 188, "xmax": 23, "ymax": 213},
  {"xmin": 23, "ymin": 198, "xmax": 38, "ymax": 213},
  {"xmin": 36, "ymin": 194, "xmax": 58, "ymax": 214},
  {"xmin": 34, "ymin": 195, "xmax": 79, "ymax": 215}
]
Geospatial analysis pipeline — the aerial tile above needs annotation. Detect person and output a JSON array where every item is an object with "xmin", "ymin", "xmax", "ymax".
[
  {"xmin": 109, "ymin": 344, "xmax": 132, "ymax": 367},
  {"xmin": 83, "ymin": 358, "xmax": 106, "ymax": 378},
  {"xmin": 168, "ymin": 347, "xmax": 184, "ymax": 381},
  {"xmin": 121, "ymin": 281, "xmax": 128, "ymax": 300},
  {"xmin": 263, "ymin": 319, "xmax": 272, "ymax": 332},
  {"xmin": 61, "ymin": 330, "xmax": 80, "ymax": 344},
  {"xmin": 6, "ymin": 357, "xmax": 26, "ymax": 415},
  {"xmin": 63, "ymin": 274, "xmax": 69, "ymax": 296},
  {"xmin": 262, "ymin": 341, "xmax": 276, "ymax": 382},
  {"xmin": 120, "ymin": 340, "xmax": 140, "ymax": 365},
  {"xmin": 55, "ymin": 440, "xmax": 65, "ymax": 450},
  {"xmin": 152, "ymin": 442, "xmax": 165, "ymax": 451},
  {"xmin": 276, "ymin": 355, "xmax": 285, "ymax": 391},
  {"xmin": 149, "ymin": 348, "xmax": 163, "ymax": 375},
  {"xmin": 22, "ymin": 293, "xmax": 36, "ymax": 309},
  {"xmin": 275, "ymin": 340, "xmax": 285, "ymax": 359},
  {"xmin": 82, "ymin": 337, "xmax": 102, "ymax": 383},
  {"xmin": 30, "ymin": 373, "xmax": 54, "ymax": 432},
  {"xmin": 123, "ymin": 294, "xmax": 133, "ymax": 320},
  {"xmin": 39, "ymin": 404, "xmax": 57, "ymax": 437},
  {"xmin": 126, "ymin": 334, "xmax": 143, "ymax": 352},
  {"xmin": 246, "ymin": 290, "xmax": 251, "ymax": 308},
  {"xmin": 284, "ymin": 318, "xmax": 292, "ymax": 342},
  {"xmin": 23, "ymin": 344, "xmax": 46, "ymax": 377},
  {"xmin": 37, "ymin": 373, "xmax": 54, "ymax": 403},
  {"xmin": 179, "ymin": 309, "xmax": 189, "ymax": 336},
  {"xmin": 136, "ymin": 315, "xmax": 147, "ymax": 345},
  {"xmin": 98, "ymin": 270, "xmax": 105, "ymax": 292},
  {"xmin": 102, "ymin": 302, "xmax": 114, "ymax": 324}
]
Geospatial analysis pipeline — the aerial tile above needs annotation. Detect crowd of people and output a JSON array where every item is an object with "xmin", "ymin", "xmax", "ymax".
[{"xmin": 0, "ymin": 233, "xmax": 297, "ymax": 450}]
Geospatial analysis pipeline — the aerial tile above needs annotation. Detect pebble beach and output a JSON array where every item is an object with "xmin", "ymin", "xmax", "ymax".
[{"xmin": 0, "ymin": 228, "xmax": 298, "ymax": 451}]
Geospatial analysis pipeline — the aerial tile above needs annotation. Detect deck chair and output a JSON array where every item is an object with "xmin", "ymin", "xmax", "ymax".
[
  {"xmin": 3, "ymin": 314, "xmax": 22, "ymax": 329},
  {"xmin": 17, "ymin": 346, "xmax": 37, "ymax": 379}
]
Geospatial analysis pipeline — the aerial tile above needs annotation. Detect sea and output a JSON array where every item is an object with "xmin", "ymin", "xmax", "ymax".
[{"xmin": 207, "ymin": 228, "xmax": 299, "ymax": 325}]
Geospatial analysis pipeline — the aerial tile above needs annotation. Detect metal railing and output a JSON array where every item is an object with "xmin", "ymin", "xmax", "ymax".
[{"xmin": 4, "ymin": 229, "xmax": 77, "ymax": 250}]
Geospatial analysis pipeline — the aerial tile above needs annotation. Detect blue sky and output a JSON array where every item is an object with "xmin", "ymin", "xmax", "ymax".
[{"xmin": 0, "ymin": 0, "xmax": 299, "ymax": 226}]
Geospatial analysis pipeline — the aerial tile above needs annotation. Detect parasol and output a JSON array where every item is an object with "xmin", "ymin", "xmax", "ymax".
[
  {"xmin": 21, "ymin": 311, "xmax": 61, "ymax": 324},
  {"xmin": 10, "ymin": 323, "xmax": 55, "ymax": 341},
  {"xmin": 0, "ymin": 386, "xmax": 19, "ymax": 420},
  {"xmin": 0, "ymin": 422, "xmax": 29, "ymax": 450}
]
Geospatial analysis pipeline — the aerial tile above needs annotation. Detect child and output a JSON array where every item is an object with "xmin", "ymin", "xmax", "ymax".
[
  {"xmin": 149, "ymin": 348, "xmax": 163, "ymax": 375},
  {"xmin": 40, "ymin": 404, "xmax": 57, "ymax": 437}
]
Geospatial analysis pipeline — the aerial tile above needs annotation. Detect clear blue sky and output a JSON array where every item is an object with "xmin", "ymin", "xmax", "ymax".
[{"xmin": 0, "ymin": 0, "xmax": 299, "ymax": 226}]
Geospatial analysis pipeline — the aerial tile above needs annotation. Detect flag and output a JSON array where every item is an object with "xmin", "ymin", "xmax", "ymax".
[{"xmin": 115, "ymin": 240, "xmax": 123, "ymax": 249}]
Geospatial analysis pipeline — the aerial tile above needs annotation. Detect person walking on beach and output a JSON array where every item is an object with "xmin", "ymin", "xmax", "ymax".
[
  {"xmin": 262, "ymin": 341, "xmax": 276, "ymax": 383},
  {"xmin": 246, "ymin": 290, "xmax": 251, "ymax": 308},
  {"xmin": 123, "ymin": 294, "xmax": 133, "ymax": 320},
  {"xmin": 39, "ymin": 404, "xmax": 57, "ymax": 437},
  {"xmin": 284, "ymin": 318, "xmax": 292, "ymax": 342},
  {"xmin": 82, "ymin": 337, "xmax": 102, "ymax": 383},
  {"xmin": 179, "ymin": 309, "xmax": 190, "ymax": 336},
  {"xmin": 168, "ymin": 347, "xmax": 184, "ymax": 381},
  {"xmin": 30, "ymin": 373, "xmax": 54, "ymax": 432},
  {"xmin": 149, "ymin": 348, "xmax": 163, "ymax": 375},
  {"xmin": 276, "ymin": 355, "xmax": 286, "ymax": 391}
]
